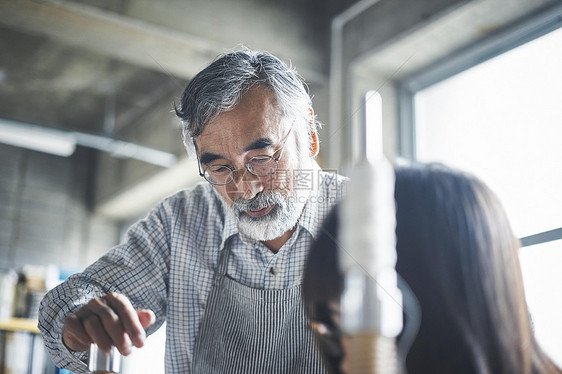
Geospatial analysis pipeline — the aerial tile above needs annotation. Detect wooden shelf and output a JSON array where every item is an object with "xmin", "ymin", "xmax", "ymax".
[{"xmin": 0, "ymin": 318, "xmax": 40, "ymax": 334}]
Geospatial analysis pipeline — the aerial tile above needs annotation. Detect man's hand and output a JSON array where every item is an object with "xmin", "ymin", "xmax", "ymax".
[{"xmin": 62, "ymin": 292, "xmax": 156, "ymax": 356}]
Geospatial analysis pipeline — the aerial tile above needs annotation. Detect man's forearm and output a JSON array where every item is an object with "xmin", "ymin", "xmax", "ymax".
[{"xmin": 39, "ymin": 274, "xmax": 104, "ymax": 373}]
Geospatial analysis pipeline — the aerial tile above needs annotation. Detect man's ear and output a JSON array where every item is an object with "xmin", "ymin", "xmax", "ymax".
[
  {"xmin": 310, "ymin": 131, "xmax": 319, "ymax": 157},
  {"xmin": 309, "ymin": 107, "xmax": 319, "ymax": 157}
]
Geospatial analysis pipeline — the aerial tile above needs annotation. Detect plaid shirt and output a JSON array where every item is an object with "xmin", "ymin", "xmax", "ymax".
[{"xmin": 39, "ymin": 169, "xmax": 346, "ymax": 373}]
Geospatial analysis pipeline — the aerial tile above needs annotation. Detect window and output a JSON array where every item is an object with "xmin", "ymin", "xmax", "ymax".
[
  {"xmin": 399, "ymin": 14, "xmax": 562, "ymax": 367},
  {"xmin": 414, "ymin": 27, "xmax": 562, "ymax": 238}
]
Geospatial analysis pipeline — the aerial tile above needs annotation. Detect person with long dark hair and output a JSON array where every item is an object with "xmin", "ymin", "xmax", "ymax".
[{"xmin": 303, "ymin": 162, "xmax": 561, "ymax": 374}]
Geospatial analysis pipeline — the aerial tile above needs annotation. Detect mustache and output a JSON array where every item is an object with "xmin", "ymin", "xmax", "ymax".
[{"xmin": 232, "ymin": 191, "xmax": 285, "ymax": 214}]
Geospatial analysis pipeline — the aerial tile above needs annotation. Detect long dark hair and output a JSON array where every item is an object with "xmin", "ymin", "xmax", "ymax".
[{"xmin": 303, "ymin": 162, "xmax": 561, "ymax": 374}]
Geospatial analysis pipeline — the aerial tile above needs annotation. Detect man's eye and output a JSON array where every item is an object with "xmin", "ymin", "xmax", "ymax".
[
  {"xmin": 250, "ymin": 156, "xmax": 271, "ymax": 164},
  {"xmin": 208, "ymin": 165, "xmax": 232, "ymax": 175}
]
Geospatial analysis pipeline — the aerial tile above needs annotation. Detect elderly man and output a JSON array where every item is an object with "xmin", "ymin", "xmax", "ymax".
[{"xmin": 39, "ymin": 49, "xmax": 346, "ymax": 373}]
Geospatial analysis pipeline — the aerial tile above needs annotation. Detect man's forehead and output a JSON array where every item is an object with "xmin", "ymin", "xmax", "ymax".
[
  {"xmin": 195, "ymin": 85, "xmax": 288, "ymax": 157},
  {"xmin": 197, "ymin": 122, "xmax": 283, "ymax": 146},
  {"xmin": 196, "ymin": 123, "xmax": 286, "ymax": 164},
  {"xmin": 198, "ymin": 135, "xmax": 276, "ymax": 165}
]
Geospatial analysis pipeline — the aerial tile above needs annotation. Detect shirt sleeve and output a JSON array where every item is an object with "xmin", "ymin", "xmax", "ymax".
[{"xmin": 38, "ymin": 199, "xmax": 172, "ymax": 373}]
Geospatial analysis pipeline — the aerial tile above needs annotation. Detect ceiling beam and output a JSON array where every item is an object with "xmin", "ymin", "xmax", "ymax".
[
  {"xmin": 0, "ymin": 0, "xmax": 228, "ymax": 80},
  {"xmin": 0, "ymin": 0, "xmax": 327, "ymax": 84}
]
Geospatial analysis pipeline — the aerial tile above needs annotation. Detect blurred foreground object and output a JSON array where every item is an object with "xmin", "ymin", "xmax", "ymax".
[{"xmin": 339, "ymin": 159, "xmax": 402, "ymax": 374}]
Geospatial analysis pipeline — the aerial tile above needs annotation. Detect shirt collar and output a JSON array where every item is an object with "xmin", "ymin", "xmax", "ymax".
[
  {"xmin": 207, "ymin": 186, "xmax": 239, "ymax": 250},
  {"xmin": 220, "ymin": 199, "xmax": 240, "ymax": 250},
  {"xmin": 297, "ymin": 183, "xmax": 322, "ymax": 240},
  {"xmin": 293, "ymin": 161, "xmax": 324, "ymax": 240}
]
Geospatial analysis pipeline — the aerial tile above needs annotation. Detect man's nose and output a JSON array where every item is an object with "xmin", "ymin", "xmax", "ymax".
[{"xmin": 227, "ymin": 168, "xmax": 264, "ymax": 200}]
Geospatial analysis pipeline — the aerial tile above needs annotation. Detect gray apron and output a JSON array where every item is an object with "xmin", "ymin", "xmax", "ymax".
[{"xmin": 192, "ymin": 242, "xmax": 327, "ymax": 373}]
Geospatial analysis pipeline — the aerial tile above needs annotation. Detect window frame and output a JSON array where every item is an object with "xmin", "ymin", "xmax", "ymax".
[{"xmin": 396, "ymin": 5, "xmax": 562, "ymax": 246}]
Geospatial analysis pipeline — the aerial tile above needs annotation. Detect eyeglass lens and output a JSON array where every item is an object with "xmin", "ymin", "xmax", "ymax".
[
  {"xmin": 247, "ymin": 156, "xmax": 278, "ymax": 176},
  {"xmin": 205, "ymin": 156, "xmax": 278, "ymax": 185}
]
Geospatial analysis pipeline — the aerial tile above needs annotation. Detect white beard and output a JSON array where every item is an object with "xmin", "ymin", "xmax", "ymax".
[{"xmin": 232, "ymin": 190, "xmax": 306, "ymax": 241}]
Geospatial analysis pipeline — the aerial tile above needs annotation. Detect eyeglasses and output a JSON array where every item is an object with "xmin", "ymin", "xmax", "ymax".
[{"xmin": 193, "ymin": 127, "xmax": 293, "ymax": 186}]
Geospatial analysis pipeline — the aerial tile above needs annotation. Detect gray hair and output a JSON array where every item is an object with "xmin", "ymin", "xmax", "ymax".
[{"xmin": 174, "ymin": 48, "xmax": 318, "ymax": 158}]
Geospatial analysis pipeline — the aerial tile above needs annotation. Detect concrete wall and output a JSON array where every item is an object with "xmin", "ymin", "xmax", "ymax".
[{"xmin": 0, "ymin": 144, "xmax": 120, "ymax": 272}]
